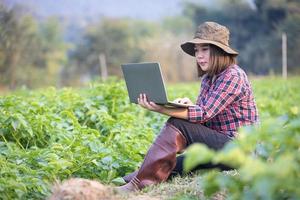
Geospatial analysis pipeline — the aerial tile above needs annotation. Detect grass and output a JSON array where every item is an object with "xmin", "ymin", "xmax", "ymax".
[
  {"xmin": 118, "ymin": 173, "xmax": 203, "ymax": 200},
  {"xmin": 120, "ymin": 170, "xmax": 239, "ymax": 200},
  {"xmin": 142, "ymin": 174, "xmax": 203, "ymax": 200}
]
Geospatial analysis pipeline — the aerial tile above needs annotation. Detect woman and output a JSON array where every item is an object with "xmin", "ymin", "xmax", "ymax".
[{"xmin": 118, "ymin": 21, "xmax": 259, "ymax": 192}]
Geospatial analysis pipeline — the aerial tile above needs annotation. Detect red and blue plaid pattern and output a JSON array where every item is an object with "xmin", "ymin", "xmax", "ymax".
[{"xmin": 188, "ymin": 65, "xmax": 259, "ymax": 137}]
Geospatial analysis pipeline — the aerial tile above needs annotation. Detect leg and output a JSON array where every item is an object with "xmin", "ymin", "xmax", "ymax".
[
  {"xmin": 168, "ymin": 117, "xmax": 233, "ymax": 177},
  {"xmin": 119, "ymin": 117, "xmax": 232, "ymax": 191},
  {"xmin": 118, "ymin": 122, "xmax": 187, "ymax": 191},
  {"xmin": 169, "ymin": 154, "xmax": 234, "ymax": 178},
  {"xmin": 167, "ymin": 117, "xmax": 232, "ymax": 150},
  {"xmin": 124, "ymin": 155, "xmax": 233, "ymax": 183}
]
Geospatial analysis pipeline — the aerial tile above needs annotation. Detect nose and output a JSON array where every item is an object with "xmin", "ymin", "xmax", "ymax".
[{"xmin": 195, "ymin": 51, "xmax": 203, "ymax": 59}]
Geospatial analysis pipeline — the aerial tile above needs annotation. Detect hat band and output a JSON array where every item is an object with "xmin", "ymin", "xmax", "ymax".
[{"xmin": 194, "ymin": 36, "xmax": 229, "ymax": 46}]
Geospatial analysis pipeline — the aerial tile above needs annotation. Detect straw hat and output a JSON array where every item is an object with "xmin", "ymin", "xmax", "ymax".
[{"xmin": 181, "ymin": 21, "xmax": 238, "ymax": 56}]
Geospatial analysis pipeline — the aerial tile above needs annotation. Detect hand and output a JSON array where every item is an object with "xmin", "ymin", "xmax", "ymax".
[
  {"xmin": 137, "ymin": 93, "xmax": 164, "ymax": 113},
  {"xmin": 172, "ymin": 97, "xmax": 193, "ymax": 105}
]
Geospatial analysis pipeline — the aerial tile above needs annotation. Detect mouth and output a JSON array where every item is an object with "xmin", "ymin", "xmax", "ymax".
[{"xmin": 199, "ymin": 62, "xmax": 207, "ymax": 66}]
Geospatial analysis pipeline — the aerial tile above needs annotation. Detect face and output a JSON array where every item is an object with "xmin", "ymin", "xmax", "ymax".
[{"xmin": 194, "ymin": 44, "xmax": 210, "ymax": 71}]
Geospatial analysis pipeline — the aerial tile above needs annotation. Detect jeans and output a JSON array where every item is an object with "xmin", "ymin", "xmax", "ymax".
[{"xmin": 166, "ymin": 117, "xmax": 233, "ymax": 176}]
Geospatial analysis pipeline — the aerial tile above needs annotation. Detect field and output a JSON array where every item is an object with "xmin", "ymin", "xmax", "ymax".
[{"xmin": 0, "ymin": 77, "xmax": 299, "ymax": 199}]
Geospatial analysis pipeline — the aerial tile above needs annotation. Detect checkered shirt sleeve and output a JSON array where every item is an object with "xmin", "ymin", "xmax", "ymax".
[{"xmin": 188, "ymin": 73, "xmax": 242, "ymax": 123}]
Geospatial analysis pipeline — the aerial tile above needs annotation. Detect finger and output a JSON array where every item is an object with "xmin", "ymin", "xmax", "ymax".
[
  {"xmin": 138, "ymin": 94, "xmax": 142, "ymax": 105},
  {"xmin": 143, "ymin": 98, "xmax": 152, "ymax": 108},
  {"xmin": 138, "ymin": 94, "xmax": 149, "ymax": 107},
  {"xmin": 143, "ymin": 93, "xmax": 148, "ymax": 102},
  {"xmin": 137, "ymin": 94, "xmax": 141, "ymax": 104},
  {"xmin": 183, "ymin": 97, "xmax": 192, "ymax": 104},
  {"xmin": 141, "ymin": 93, "xmax": 148, "ymax": 104},
  {"xmin": 144, "ymin": 94, "xmax": 153, "ymax": 107},
  {"xmin": 173, "ymin": 98, "xmax": 182, "ymax": 103},
  {"xmin": 139, "ymin": 94, "xmax": 147, "ymax": 108},
  {"xmin": 182, "ymin": 97, "xmax": 189, "ymax": 104}
]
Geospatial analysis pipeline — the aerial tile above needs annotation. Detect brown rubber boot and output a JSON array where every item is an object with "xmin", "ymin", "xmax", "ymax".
[
  {"xmin": 117, "ymin": 123, "xmax": 187, "ymax": 192},
  {"xmin": 123, "ymin": 171, "xmax": 138, "ymax": 183}
]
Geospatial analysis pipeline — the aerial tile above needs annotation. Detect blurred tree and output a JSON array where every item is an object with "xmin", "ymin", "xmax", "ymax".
[
  {"xmin": 37, "ymin": 17, "xmax": 68, "ymax": 86},
  {"xmin": 0, "ymin": 3, "xmax": 35, "ymax": 89},
  {"xmin": 181, "ymin": 0, "xmax": 300, "ymax": 75},
  {"xmin": 66, "ymin": 16, "xmax": 199, "ymax": 84},
  {"xmin": 277, "ymin": 0, "xmax": 300, "ymax": 72},
  {"xmin": 251, "ymin": 0, "xmax": 300, "ymax": 73},
  {"xmin": 0, "ymin": 3, "xmax": 68, "ymax": 89},
  {"xmin": 67, "ymin": 18, "xmax": 159, "ymax": 84},
  {"xmin": 161, "ymin": 16, "xmax": 194, "ymax": 35},
  {"xmin": 139, "ymin": 31, "xmax": 196, "ymax": 82}
]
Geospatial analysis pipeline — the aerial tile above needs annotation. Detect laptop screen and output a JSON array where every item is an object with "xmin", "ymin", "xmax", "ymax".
[{"xmin": 121, "ymin": 62, "xmax": 169, "ymax": 104}]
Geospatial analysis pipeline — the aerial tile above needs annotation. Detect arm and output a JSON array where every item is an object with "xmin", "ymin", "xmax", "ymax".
[
  {"xmin": 138, "ymin": 93, "xmax": 188, "ymax": 120},
  {"xmin": 158, "ymin": 106, "xmax": 188, "ymax": 119}
]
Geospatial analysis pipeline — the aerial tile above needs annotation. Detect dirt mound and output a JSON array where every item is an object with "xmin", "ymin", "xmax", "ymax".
[
  {"xmin": 48, "ymin": 178, "xmax": 160, "ymax": 200},
  {"xmin": 48, "ymin": 178, "xmax": 117, "ymax": 200}
]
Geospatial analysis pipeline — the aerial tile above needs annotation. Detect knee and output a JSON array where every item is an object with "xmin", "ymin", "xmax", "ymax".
[{"xmin": 167, "ymin": 117, "xmax": 187, "ymax": 128}]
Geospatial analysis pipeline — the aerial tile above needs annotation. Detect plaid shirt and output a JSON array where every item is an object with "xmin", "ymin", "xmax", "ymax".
[{"xmin": 188, "ymin": 65, "xmax": 259, "ymax": 137}]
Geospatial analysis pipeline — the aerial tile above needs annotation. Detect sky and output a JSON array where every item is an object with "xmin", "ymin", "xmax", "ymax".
[
  {"xmin": 4, "ymin": 0, "xmax": 256, "ymax": 25},
  {"xmin": 5, "ymin": 0, "xmax": 212, "ymax": 21}
]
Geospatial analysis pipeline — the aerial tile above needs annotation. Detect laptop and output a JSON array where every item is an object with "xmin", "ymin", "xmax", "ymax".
[{"xmin": 121, "ymin": 62, "xmax": 192, "ymax": 108}]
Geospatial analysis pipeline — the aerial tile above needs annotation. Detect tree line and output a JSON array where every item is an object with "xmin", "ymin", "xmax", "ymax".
[
  {"xmin": 0, "ymin": 0, "xmax": 299, "ymax": 89},
  {"xmin": 183, "ymin": 0, "xmax": 300, "ymax": 75}
]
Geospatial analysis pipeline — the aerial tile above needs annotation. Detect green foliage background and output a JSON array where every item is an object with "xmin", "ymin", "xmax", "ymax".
[
  {"xmin": 1, "ymin": 77, "xmax": 299, "ymax": 199},
  {"xmin": 0, "ymin": 79, "xmax": 165, "ymax": 199}
]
